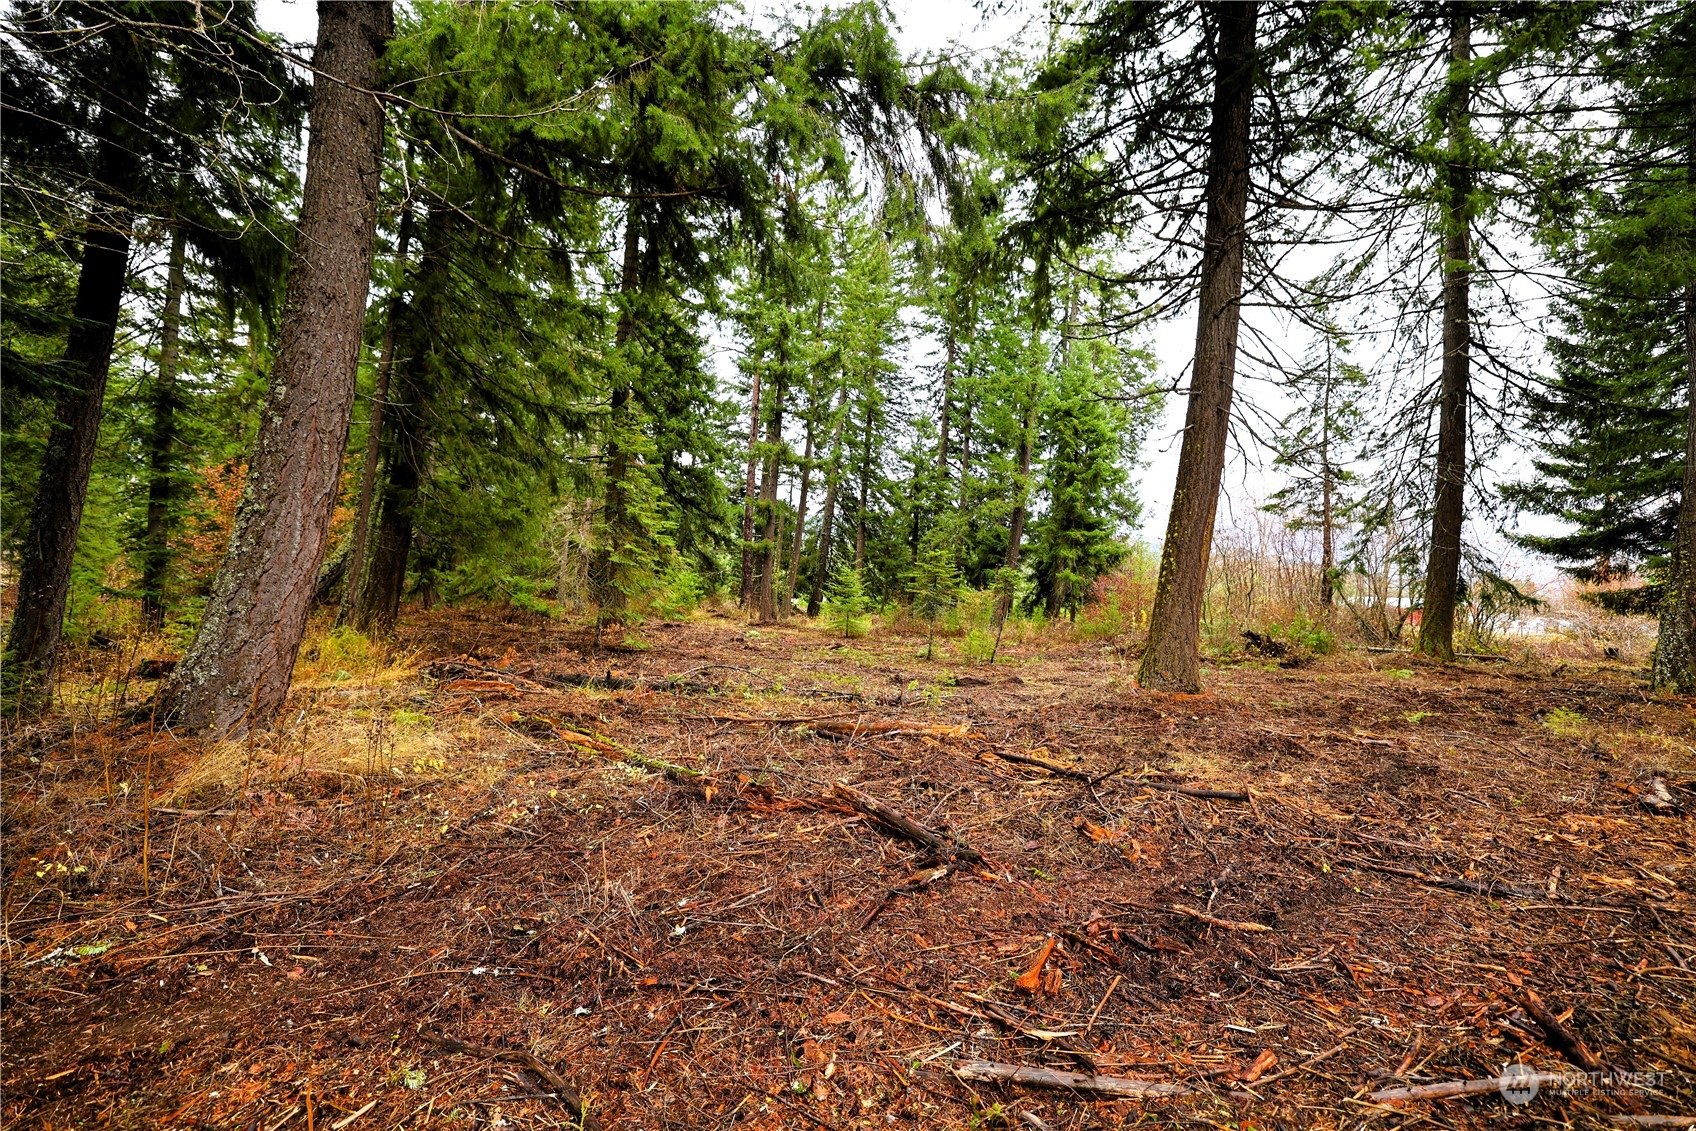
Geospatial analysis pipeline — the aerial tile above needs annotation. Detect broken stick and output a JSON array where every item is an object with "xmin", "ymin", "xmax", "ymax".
[
  {"xmin": 1368, "ymin": 1073, "xmax": 1566, "ymax": 1103},
  {"xmin": 1519, "ymin": 988, "xmax": 1605, "ymax": 1072},
  {"xmin": 423, "ymin": 1031, "xmax": 596, "ymax": 1129},
  {"xmin": 1170, "ymin": 904, "xmax": 1272, "ymax": 932},
  {"xmin": 826, "ymin": 781, "xmax": 984, "ymax": 865},
  {"xmin": 1136, "ymin": 780, "xmax": 1250, "ymax": 802},
  {"xmin": 953, "ymin": 1060, "xmax": 1189, "ymax": 1098}
]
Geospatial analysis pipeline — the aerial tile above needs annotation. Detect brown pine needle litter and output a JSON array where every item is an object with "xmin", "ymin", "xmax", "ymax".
[{"xmin": 4, "ymin": 606, "xmax": 1693, "ymax": 1128}]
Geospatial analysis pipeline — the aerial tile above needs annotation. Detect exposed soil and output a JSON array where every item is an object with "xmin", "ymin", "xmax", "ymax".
[{"xmin": 4, "ymin": 608, "xmax": 1695, "ymax": 1129}]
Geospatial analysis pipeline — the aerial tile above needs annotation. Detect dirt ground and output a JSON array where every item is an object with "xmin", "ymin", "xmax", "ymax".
[{"xmin": 4, "ymin": 607, "xmax": 1695, "ymax": 1130}]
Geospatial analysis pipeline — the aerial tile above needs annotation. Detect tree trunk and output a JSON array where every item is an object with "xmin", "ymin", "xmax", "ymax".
[
  {"xmin": 999, "ymin": 383, "xmax": 1039, "ymax": 623},
  {"xmin": 3, "ymin": 126, "xmax": 136, "ymax": 706},
  {"xmin": 592, "ymin": 209, "xmax": 642, "ymax": 642},
  {"xmin": 140, "ymin": 223, "xmax": 188, "ymax": 630},
  {"xmin": 855, "ymin": 396, "xmax": 874, "ymax": 572},
  {"xmin": 938, "ymin": 323, "xmax": 955, "ymax": 475},
  {"xmin": 785, "ymin": 386, "xmax": 818, "ymax": 616},
  {"xmin": 163, "ymin": 1, "xmax": 392, "ymax": 736},
  {"xmin": 1137, "ymin": 1, "xmax": 1257, "ymax": 693},
  {"xmin": 1656, "ymin": 156, "xmax": 1696, "ymax": 690},
  {"xmin": 757, "ymin": 364, "xmax": 785, "ymax": 624},
  {"xmin": 807, "ymin": 384, "xmax": 850, "ymax": 616},
  {"xmin": 1417, "ymin": 11, "xmax": 1473, "ymax": 663},
  {"xmin": 357, "ymin": 402, "xmax": 420, "ymax": 632},
  {"xmin": 739, "ymin": 373, "xmax": 762, "ymax": 609},
  {"xmin": 1319, "ymin": 347, "xmax": 1335, "ymax": 608},
  {"xmin": 341, "ymin": 203, "xmax": 413, "ymax": 627}
]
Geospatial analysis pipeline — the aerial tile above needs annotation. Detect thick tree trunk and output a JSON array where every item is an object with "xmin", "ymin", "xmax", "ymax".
[
  {"xmin": 163, "ymin": 1, "xmax": 392, "ymax": 736},
  {"xmin": 1417, "ymin": 12, "xmax": 1473, "ymax": 663},
  {"xmin": 807, "ymin": 384, "xmax": 850, "ymax": 617},
  {"xmin": 1656, "ymin": 287, "xmax": 1696, "ymax": 691},
  {"xmin": 756, "ymin": 368, "xmax": 785, "ymax": 624},
  {"xmin": 1137, "ymin": 1, "xmax": 1257, "ymax": 693},
  {"xmin": 140, "ymin": 224, "xmax": 188, "ymax": 630},
  {"xmin": 3, "ymin": 108, "xmax": 137, "ymax": 706},
  {"xmin": 341, "ymin": 203, "xmax": 413, "ymax": 627},
  {"xmin": 938, "ymin": 324, "xmax": 955, "ymax": 475}
]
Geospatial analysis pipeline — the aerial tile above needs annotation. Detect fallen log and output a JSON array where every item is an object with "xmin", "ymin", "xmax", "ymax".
[
  {"xmin": 423, "ymin": 1031, "xmax": 596, "ymax": 1129},
  {"xmin": 952, "ymin": 1060, "xmax": 1189, "ymax": 1098},
  {"xmin": 826, "ymin": 780, "xmax": 984, "ymax": 865},
  {"xmin": 812, "ymin": 720, "xmax": 973, "ymax": 740}
]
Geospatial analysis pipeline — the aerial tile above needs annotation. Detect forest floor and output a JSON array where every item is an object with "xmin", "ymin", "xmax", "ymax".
[{"xmin": 4, "ymin": 606, "xmax": 1696, "ymax": 1131}]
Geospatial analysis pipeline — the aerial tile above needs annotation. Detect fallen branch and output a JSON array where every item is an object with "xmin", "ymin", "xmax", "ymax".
[
  {"xmin": 812, "ymin": 721, "xmax": 973, "ymax": 740},
  {"xmin": 1519, "ymin": 988, "xmax": 1605, "ymax": 1072},
  {"xmin": 556, "ymin": 731, "xmax": 701, "ymax": 780},
  {"xmin": 423, "ymin": 1031, "xmax": 596, "ymax": 1129},
  {"xmin": 1607, "ymin": 1118, "xmax": 1696, "ymax": 1128},
  {"xmin": 1248, "ymin": 1028, "xmax": 1355, "ymax": 1086},
  {"xmin": 1170, "ymin": 905, "xmax": 1272, "ymax": 932},
  {"xmin": 1368, "ymin": 1073, "xmax": 1565, "ymax": 1103},
  {"xmin": 952, "ymin": 1060, "xmax": 1189, "ymax": 1098},
  {"xmin": 1135, "ymin": 780, "xmax": 1250, "ymax": 802},
  {"xmin": 1338, "ymin": 856, "xmax": 1549, "ymax": 902},
  {"xmin": 990, "ymin": 750, "xmax": 1092, "ymax": 779},
  {"xmin": 825, "ymin": 780, "xmax": 984, "ymax": 865}
]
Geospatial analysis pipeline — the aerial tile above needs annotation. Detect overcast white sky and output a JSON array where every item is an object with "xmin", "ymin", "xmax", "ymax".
[{"xmin": 255, "ymin": 0, "xmax": 1566, "ymax": 585}]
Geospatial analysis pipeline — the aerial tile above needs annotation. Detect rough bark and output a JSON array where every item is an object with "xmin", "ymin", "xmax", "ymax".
[
  {"xmin": 140, "ymin": 223, "xmax": 188, "ymax": 630},
  {"xmin": 938, "ymin": 323, "xmax": 955, "ymax": 475},
  {"xmin": 1137, "ymin": 1, "xmax": 1257, "ymax": 692},
  {"xmin": 1417, "ymin": 12, "xmax": 1473, "ymax": 663},
  {"xmin": 3, "ymin": 140, "xmax": 136, "ymax": 706},
  {"xmin": 1656, "ymin": 284, "xmax": 1696, "ymax": 691},
  {"xmin": 163, "ymin": 1, "xmax": 392, "ymax": 735},
  {"xmin": 341, "ymin": 203, "xmax": 413, "ymax": 628}
]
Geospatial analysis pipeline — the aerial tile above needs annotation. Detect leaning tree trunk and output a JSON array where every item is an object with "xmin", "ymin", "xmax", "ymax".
[
  {"xmin": 1417, "ymin": 12, "xmax": 1473, "ymax": 663},
  {"xmin": 2, "ymin": 123, "xmax": 137, "ymax": 707},
  {"xmin": 1137, "ymin": 1, "xmax": 1257, "ymax": 693},
  {"xmin": 140, "ymin": 223, "xmax": 188, "ymax": 630},
  {"xmin": 341, "ymin": 202, "xmax": 413, "ymax": 627},
  {"xmin": 163, "ymin": 1, "xmax": 392, "ymax": 736}
]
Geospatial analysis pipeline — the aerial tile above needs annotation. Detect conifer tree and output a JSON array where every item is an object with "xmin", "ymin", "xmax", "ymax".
[{"xmin": 908, "ymin": 528, "xmax": 962, "ymax": 659}]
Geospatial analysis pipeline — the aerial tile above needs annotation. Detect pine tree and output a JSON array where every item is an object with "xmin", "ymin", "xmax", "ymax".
[
  {"xmin": 1264, "ymin": 328, "xmax": 1366, "ymax": 607},
  {"xmin": 908, "ymin": 528, "xmax": 962, "ymax": 659},
  {"xmin": 826, "ymin": 563, "xmax": 870, "ymax": 641}
]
